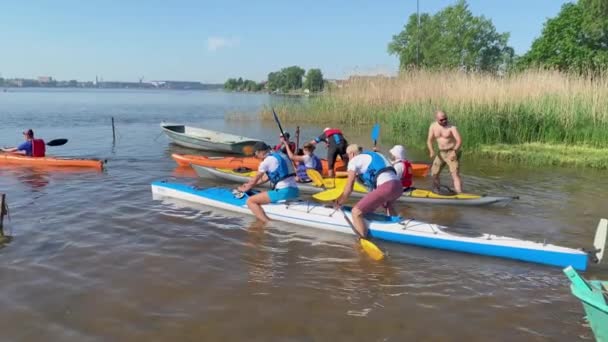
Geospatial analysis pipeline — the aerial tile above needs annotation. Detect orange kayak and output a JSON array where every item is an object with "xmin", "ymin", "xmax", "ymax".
[
  {"xmin": 337, "ymin": 164, "xmax": 429, "ymax": 178},
  {"xmin": 0, "ymin": 153, "xmax": 104, "ymax": 170},
  {"xmin": 172, "ymin": 153, "xmax": 346, "ymax": 176},
  {"xmin": 172, "ymin": 153, "xmax": 429, "ymax": 177}
]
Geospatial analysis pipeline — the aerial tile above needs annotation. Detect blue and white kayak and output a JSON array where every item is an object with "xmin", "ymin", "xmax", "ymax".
[{"xmin": 151, "ymin": 180, "xmax": 606, "ymax": 271}]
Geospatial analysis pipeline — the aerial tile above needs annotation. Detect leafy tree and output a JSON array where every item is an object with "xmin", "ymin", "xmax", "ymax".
[
  {"xmin": 282, "ymin": 66, "xmax": 305, "ymax": 90},
  {"xmin": 304, "ymin": 68, "xmax": 324, "ymax": 92},
  {"xmin": 224, "ymin": 78, "xmax": 238, "ymax": 90},
  {"xmin": 388, "ymin": 0, "xmax": 513, "ymax": 73},
  {"xmin": 518, "ymin": 2, "xmax": 608, "ymax": 74}
]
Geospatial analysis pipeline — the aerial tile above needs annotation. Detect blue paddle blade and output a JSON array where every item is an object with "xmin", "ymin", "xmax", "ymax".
[{"xmin": 371, "ymin": 123, "xmax": 380, "ymax": 142}]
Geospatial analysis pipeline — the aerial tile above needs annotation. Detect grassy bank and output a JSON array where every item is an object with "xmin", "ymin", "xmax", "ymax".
[{"xmin": 260, "ymin": 70, "xmax": 608, "ymax": 168}]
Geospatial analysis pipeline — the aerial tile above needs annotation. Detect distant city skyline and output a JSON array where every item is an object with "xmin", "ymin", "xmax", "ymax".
[{"xmin": 0, "ymin": 1, "xmax": 570, "ymax": 83}]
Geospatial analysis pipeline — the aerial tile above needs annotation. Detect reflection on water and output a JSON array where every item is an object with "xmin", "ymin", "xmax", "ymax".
[{"xmin": 0, "ymin": 89, "xmax": 605, "ymax": 341}]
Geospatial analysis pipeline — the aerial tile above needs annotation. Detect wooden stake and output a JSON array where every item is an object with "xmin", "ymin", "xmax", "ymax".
[{"xmin": 111, "ymin": 117, "xmax": 116, "ymax": 143}]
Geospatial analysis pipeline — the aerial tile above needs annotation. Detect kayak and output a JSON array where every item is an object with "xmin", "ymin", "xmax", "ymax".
[
  {"xmin": 564, "ymin": 265, "xmax": 608, "ymax": 342},
  {"xmin": 172, "ymin": 153, "xmax": 346, "ymax": 176},
  {"xmin": 193, "ymin": 165, "xmax": 518, "ymax": 206},
  {"xmin": 151, "ymin": 180, "xmax": 606, "ymax": 270},
  {"xmin": 172, "ymin": 153, "xmax": 430, "ymax": 177},
  {"xmin": 0, "ymin": 153, "xmax": 104, "ymax": 170}
]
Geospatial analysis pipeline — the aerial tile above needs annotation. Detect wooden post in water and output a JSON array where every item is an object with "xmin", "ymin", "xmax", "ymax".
[
  {"xmin": 111, "ymin": 117, "xmax": 116, "ymax": 143},
  {"xmin": 295, "ymin": 126, "xmax": 300, "ymax": 151},
  {"xmin": 0, "ymin": 193, "xmax": 6, "ymax": 236}
]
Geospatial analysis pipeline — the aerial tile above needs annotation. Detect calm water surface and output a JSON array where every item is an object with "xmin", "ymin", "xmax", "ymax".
[{"xmin": 0, "ymin": 89, "xmax": 606, "ymax": 341}]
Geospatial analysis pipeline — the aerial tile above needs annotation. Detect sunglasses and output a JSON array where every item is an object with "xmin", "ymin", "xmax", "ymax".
[{"xmin": 439, "ymin": 118, "xmax": 448, "ymax": 122}]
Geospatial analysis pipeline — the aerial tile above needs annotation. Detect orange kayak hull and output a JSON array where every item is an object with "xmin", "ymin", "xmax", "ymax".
[
  {"xmin": 0, "ymin": 153, "xmax": 104, "ymax": 170},
  {"xmin": 172, "ymin": 153, "xmax": 346, "ymax": 176}
]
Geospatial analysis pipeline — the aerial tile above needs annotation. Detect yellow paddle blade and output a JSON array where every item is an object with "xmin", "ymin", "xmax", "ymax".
[
  {"xmin": 353, "ymin": 181, "xmax": 368, "ymax": 193},
  {"xmin": 312, "ymin": 187, "xmax": 344, "ymax": 201},
  {"xmin": 306, "ymin": 169, "xmax": 325, "ymax": 187},
  {"xmin": 360, "ymin": 238, "xmax": 385, "ymax": 261}
]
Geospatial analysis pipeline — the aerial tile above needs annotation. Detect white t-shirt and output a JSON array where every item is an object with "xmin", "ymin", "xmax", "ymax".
[
  {"xmin": 347, "ymin": 153, "xmax": 399, "ymax": 187},
  {"xmin": 259, "ymin": 155, "xmax": 298, "ymax": 190}
]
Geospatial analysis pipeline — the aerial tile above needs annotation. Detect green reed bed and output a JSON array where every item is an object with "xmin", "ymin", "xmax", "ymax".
[{"xmin": 260, "ymin": 70, "xmax": 608, "ymax": 168}]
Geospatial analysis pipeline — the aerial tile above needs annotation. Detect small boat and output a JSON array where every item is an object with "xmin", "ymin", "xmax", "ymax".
[
  {"xmin": 564, "ymin": 263, "xmax": 608, "ymax": 341},
  {"xmin": 160, "ymin": 123, "xmax": 262, "ymax": 155},
  {"xmin": 0, "ymin": 153, "xmax": 104, "ymax": 170},
  {"xmin": 193, "ymin": 165, "xmax": 518, "ymax": 206},
  {"xmin": 151, "ymin": 180, "xmax": 607, "ymax": 270}
]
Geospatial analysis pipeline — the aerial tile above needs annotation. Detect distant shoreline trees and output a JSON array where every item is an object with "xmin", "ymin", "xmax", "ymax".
[{"xmin": 224, "ymin": 66, "xmax": 324, "ymax": 93}]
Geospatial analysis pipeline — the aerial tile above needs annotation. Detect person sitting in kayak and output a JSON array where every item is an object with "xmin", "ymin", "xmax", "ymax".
[
  {"xmin": 273, "ymin": 132, "xmax": 296, "ymax": 155},
  {"xmin": 388, "ymin": 145, "xmax": 414, "ymax": 191},
  {"xmin": 281, "ymin": 138, "xmax": 322, "ymax": 183},
  {"xmin": 1, "ymin": 129, "xmax": 45, "ymax": 157},
  {"xmin": 308, "ymin": 127, "xmax": 348, "ymax": 178},
  {"xmin": 238, "ymin": 141, "xmax": 300, "ymax": 223},
  {"xmin": 335, "ymin": 144, "xmax": 403, "ymax": 238}
]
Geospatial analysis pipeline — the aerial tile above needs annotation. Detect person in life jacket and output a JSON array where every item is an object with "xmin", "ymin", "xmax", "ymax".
[
  {"xmin": 1, "ymin": 129, "xmax": 46, "ymax": 157},
  {"xmin": 308, "ymin": 127, "xmax": 348, "ymax": 178},
  {"xmin": 238, "ymin": 141, "xmax": 300, "ymax": 222},
  {"xmin": 273, "ymin": 132, "xmax": 296, "ymax": 155},
  {"xmin": 388, "ymin": 145, "xmax": 414, "ymax": 191},
  {"xmin": 335, "ymin": 144, "xmax": 403, "ymax": 238},
  {"xmin": 281, "ymin": 138, "xmax": 323, "ymax": 183}
]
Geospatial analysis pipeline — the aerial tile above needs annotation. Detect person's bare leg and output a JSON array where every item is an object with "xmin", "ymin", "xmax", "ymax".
[
  {"xmin": 451, "ymin": 172, "xmax": 463, "ymax": 193},
  {"xmin": 246, "ymin": 192, "xmax": 271, "ymax": 222},
  {"xmin": 351, "ymin": 207, "xmax": 368, "ymax": 238}
]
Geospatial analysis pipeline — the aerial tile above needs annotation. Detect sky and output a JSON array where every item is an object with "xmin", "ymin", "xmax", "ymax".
[{"xmin": 0, "ymin": 0, "xmax": 572, "ymax": 83}]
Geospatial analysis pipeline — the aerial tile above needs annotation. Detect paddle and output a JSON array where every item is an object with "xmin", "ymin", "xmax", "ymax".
[
  {"xmin": 47, "ymin": 139, "xmax": 68, "ymax": 146},
  {"xmin": 371, "ymin": 123, "xmax": 380, "ymax": 148},
  {"xmin": 341, "ymin": 208, "xmax": 384, "ymax": 261},
  {"xmin": 271, "ymin": 108, "xmax": 287, "ymax": 139}
]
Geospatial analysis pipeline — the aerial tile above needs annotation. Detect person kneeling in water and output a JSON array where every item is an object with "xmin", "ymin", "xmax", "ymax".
[
  {"xmin": 281, "ymin": 138, "xmax": 322, "ymax": 183},
  {"xmin": 335, "ymin": 144, "xmax": 403, "ymax": 237},
  {"xmin": 388, "ymin": 145, "xmax": 414, "ymax": 191},
  {"xmin": 238, "ymin": 141, "xmax": 300, "ymax": 222}
]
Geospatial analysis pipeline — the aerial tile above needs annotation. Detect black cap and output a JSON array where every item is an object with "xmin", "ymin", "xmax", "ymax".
[
  {"xmin": 253, "ymin": 141, "xmax": 270, "ymax": 152},
  {"xmin": 279, "ymin": 132, "xmax": 290, "ymax": 139},
  {"xmin": 22, "ymin": 129, "xmax": 34, "ymax": 138}
]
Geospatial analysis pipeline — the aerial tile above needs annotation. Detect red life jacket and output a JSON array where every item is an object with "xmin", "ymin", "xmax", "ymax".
[
  {"xmin": 400, "ymin": 160, "xmax": 413, "ymax": 188},
  {"xmin": 32, "ymin": 139, "xmax": 46, "ymax": 157},
  {"xmin": 324, "ymin": 128, "xmax": 343, "ymax": 138}
]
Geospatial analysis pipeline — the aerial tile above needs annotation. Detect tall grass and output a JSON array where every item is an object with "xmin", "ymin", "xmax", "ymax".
[{"xmin": 261, "ymin": 70, "xmax": 608, "ymax": 150}]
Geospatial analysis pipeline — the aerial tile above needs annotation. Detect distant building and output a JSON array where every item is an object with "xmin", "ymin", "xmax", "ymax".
[{"xmin": 38, "ymin": 76, "xmax": 53, "ymax": 83}]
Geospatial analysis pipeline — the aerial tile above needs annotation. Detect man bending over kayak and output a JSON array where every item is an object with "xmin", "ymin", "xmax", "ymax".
[
  {"xmin": 238, "ymin": 141, "xmax": 300, "ymax": 222},
  {"xmin": 308, "ymin": 127, "xmax": 348, "ymax": 178},
  {"xmin": 335, "ymin": 144, "xmax": 403, "ymax": 237},
  {"xmin": 1, "ymin": 129, "xmax": 45, "ymax": 157}
]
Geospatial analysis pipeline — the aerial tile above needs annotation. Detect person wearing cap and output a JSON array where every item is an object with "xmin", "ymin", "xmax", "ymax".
[
  {"xmin": 237, "ymin": 141, "xmax": 299, "ymax": 222},
  {"xmin": 281, "ymin": 138, "xmax": 323, "ymax": 183},
  {"xmin": 388, "ymin": 145, "xmax": 414, "ymax": 190},
  {"xmin": 1, "ymin": 129, "xmax": 46, "ymax": 157},
  {"xmin": 273, "ymin": 132, "xmax": 296, "ymax": 155},
  {"xmin": 335, "ymin": 144, "xmax": 403, "ymax": 237},
  {"xmin": 309, "ymin": 127, "xmax": 348, "ymax": 177}
]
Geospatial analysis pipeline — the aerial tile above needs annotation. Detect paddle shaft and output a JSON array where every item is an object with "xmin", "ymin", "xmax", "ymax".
[
  {"xmin": 271, "ymin": 108, "xmax": 287, "ymax": 139},
  {"xmin": 341, "ymin": 208, "xmax": 364, "ymax": 239}
]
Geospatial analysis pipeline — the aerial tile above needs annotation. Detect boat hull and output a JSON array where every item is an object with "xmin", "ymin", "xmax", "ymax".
[{"xmin": 151, "ymin": 180, "xmax": 589, "ymax": 270}]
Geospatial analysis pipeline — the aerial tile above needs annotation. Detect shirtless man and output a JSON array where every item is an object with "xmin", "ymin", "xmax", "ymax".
[{"xmin": 427, "ymin": 110, "xmax": 463, "ymax": 193}]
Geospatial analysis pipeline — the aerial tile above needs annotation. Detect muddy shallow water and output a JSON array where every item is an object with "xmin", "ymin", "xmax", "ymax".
[{"xmin": 0, "ymin": 89, "xmax": 606, "ymax": 341}]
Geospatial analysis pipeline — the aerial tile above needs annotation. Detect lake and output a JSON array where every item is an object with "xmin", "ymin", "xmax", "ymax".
[{"xmin": 0, "ymin": 88, "xmax": 606, "ymax": 341}]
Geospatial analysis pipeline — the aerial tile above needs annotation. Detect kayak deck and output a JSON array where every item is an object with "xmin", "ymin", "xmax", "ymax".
[
  {"xmin": 0, "ymin": 153, "xmax": 105, "ymax": 170},
  {"xmin": 151, "ymin": 180, "xmax": 599, "ymax": 270},
  {"xmin": 193, "ymin": 165, "xmax": 517, "ymax": 206}
]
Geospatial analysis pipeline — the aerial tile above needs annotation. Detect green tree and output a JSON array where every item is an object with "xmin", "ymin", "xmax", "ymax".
[
  {"xmin": 518, "ymin": 2, "xmax": 608, "ymax": 74},
  {"xmin": 224, "ymin": 78, "xmax": 238, "ymax": 90},
  {"xmin": 267, "ymin": 71, "xmax": 285, "ymax": 91},
  {"xmin": 304, "ymin": 68, "xmax": 324, "ymax": 92},
  {"xmin": 282, "ymin": 66, "xmax": 305, "ymax": 91},
  {"xmin": 388, "ymin": 0, "xmax": 514, "ymax": 73}
]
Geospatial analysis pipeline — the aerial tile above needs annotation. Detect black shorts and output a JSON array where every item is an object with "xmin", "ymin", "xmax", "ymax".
[{"xmin": 327, "ymin": 142, "xmax": 348, "ymax": 170}]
